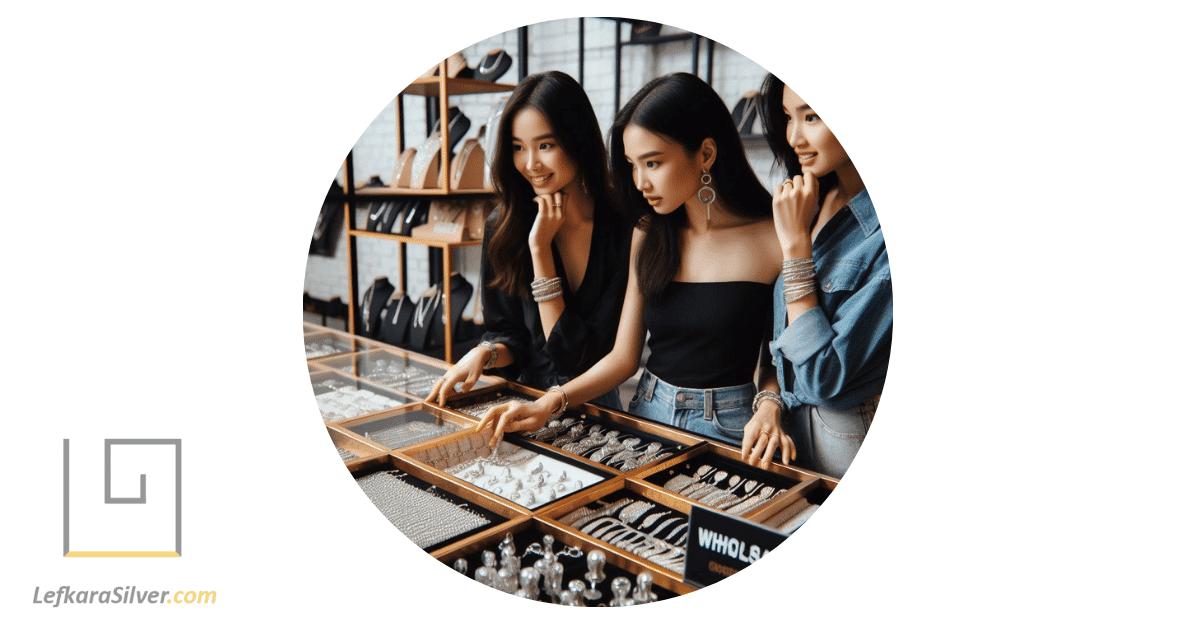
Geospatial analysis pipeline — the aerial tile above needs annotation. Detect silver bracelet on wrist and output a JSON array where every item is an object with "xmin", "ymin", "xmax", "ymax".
[
  {"xmin": 546, "ymin": 385, "xmax": 568, "ymax": 420},
  {"xmin": 531, "ymin": 277, "xmax": 563, "ymax": 302},
  {"xmin": 784, "ymin": 285, "xmax": 818, "ymax": 303},
  {"xmin": 476, "ymin": 340, "xmax": 498, "ymax": 369},
  {"xmin": 753, "ymin": 390, "xmax": 785, "ymax": 413}
]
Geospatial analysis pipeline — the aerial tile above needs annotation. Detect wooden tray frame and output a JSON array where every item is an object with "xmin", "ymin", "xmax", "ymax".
[
  {"xmin": 318, "ymin": 346, "xmax": 841, "ymax": 590},
  {"xmin": 311, "ymin": 372, "xmax": 423, "ymax": 425}
]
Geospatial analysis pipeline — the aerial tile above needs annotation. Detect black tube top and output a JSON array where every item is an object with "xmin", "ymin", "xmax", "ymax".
[{"xmin": 643, "ymin": 281, "xmax": 773, "ymax": 389}]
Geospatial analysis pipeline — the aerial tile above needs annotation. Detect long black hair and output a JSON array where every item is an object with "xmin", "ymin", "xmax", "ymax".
[
  {"xmin": 610, "ymin": 72, "xmax": 772, "ymax": 301},
  {"xmin": 487, "ymin": 71, "xmax": 617, "ymax": 298},
  {"xmin": 758, "ymin": 73, "xmax": 839, "ymax": 209}
]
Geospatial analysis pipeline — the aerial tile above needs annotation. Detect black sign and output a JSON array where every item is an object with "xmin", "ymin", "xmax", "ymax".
[{"xmin": 682, "ymin": 506, "xmax": 789, "ymax": 588}]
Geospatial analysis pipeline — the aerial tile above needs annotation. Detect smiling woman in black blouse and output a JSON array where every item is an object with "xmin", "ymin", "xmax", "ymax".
[{"xmin": 426, "ymin": 71, "xmax": 629, "ymax": 408}]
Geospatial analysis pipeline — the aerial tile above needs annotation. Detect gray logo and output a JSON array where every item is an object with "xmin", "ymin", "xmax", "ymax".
[{"xmin": 62, "ymin": 439, "xmax": 182, "ymax": 557}]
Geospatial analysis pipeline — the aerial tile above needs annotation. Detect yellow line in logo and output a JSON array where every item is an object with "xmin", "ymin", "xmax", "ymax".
[{"xmin": 65, "ymin": 552, "xmax": 181, "ymax": 558}]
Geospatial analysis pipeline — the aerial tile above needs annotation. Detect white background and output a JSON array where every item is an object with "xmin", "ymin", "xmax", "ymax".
[{"xmin": 3, "ymin": 1, "xmax": 1198, "ymax": 625}]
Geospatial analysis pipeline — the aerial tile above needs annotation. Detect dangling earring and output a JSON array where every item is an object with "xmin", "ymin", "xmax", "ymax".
[{"xmin": 697, "ymin": 170, "xmax": 715, "ymax": 223}]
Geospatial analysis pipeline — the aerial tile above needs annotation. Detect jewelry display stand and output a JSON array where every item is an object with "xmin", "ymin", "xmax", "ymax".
[
  {"xmin": 309, "ymin": 324, "xmax": 840, "ymax": 601},
  {"xmin": 342, "ymin": 60, "xmax": 515, "ymax": 363}
]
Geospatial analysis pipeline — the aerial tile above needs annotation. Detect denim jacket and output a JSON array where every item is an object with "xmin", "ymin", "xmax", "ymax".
[{"xmin": 770, "ymin": 189, "xmax": 892, "ymax": 411}]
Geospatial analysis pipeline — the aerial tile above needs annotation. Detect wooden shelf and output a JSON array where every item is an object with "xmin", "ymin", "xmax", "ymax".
[
  {"xmin": 348, "ymin": 229, "xmax": 483, "ymax": 248},
  {"xmin": 354, "ymin": 186, "xmax": 496, "ymax": 197},
  {"xmin": 342, "ymin": 56, "xmax": 514, "ymax": 359},
  {"xmin": 402, "ymin": 77, "xmax": 516, "ymax": 97}
]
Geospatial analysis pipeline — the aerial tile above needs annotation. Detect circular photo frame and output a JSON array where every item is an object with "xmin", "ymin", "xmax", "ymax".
[{"xmin": 303, "ymin": 17, "xmax": 890, "ymax": 606}]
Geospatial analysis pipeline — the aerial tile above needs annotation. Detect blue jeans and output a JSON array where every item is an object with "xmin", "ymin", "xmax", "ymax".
[
  {"xmin": 521, "ymin": 372, "xmax": 623, "ymax": 412},
  {"xmin": 626, "ymin": 371, "xmax": 755, "ymax": 447},
  {"xmin": 783, "ymin": 396, "xmax": 877, "ymax": 479}
]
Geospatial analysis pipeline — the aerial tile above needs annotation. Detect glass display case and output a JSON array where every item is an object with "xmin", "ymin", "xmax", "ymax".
[{"xmin": 305, "ymin": 331, "xmax": 841, "ymax": 601}]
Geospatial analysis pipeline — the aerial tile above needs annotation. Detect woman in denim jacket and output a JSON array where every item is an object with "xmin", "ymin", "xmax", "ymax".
[{"xmin": 742, "ymin": 74, "xmax": 892, "ymax": 478}]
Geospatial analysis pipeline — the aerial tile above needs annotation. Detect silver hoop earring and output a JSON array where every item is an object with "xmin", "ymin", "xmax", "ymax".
[{"xmin": 697, "ymin": 171, "xmax": 715, "ymax": 222}]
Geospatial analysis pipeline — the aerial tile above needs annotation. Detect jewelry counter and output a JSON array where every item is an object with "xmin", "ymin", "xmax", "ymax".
[
  {"xmin": 306, "ymin": 325, "xmax": 839, "ymax": 603},
  {"xmin": 340, "ymin": 403, "xmax": 474, "ymax": 452},
  {"xmin": 444, "ymin": 382, "xmax": 695, "ymax": 473},
  {"xmin": 306, "ymin": 326, "xmax": 502, "ymax": 398},
  {"xmin": 311, "ymin": 371, "xmax": 415, "ymax": 423}
]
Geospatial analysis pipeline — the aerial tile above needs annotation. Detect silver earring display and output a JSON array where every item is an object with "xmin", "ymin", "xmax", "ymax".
[{"xmin": 697, "ymin": 171, "xmax": 715, "ymax": 222}]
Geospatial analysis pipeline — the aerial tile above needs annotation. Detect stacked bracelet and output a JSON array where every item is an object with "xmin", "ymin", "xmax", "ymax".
[
  {"xmin": 782, "ymin": 257, "xmax": 817, "ymax": 303},
  {"xmin": 531, "ymin": 277, "xmax": 563, "ymax": 303},
  {"xmin": 752, "ymin": 390, "xmax": 785, "ymax": 413},
  {"xmin": 477, "ymin": 340, "xmax": 498, "ymax": 369},
  {"xmin": 546, "ymin": 385, "xmax": 569, "ymax": 420}
]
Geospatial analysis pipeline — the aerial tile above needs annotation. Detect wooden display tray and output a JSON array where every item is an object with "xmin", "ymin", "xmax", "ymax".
[
  {"xmin": 311, "ymin": 371, "xmax": 417, "ymax": 424},
  {"xmin": 630, "ymin": 441, "xmax": 821, "ymax": 521},
  {"xmin": 304, "ymin": 330, "xmax": 376, "ymax": 361},
  {"xmin": 440, "ymin": 380, "xmax": 707, "ymax": 449},
  {"xmin": 396, "ymin": 429, "xmax": 621, "ymax": 515},
  {"xmin": 309, "ymin": 361, "xmax": 331, "ymax": 374},
  {"xmin": 434, "ymin": 515, "xmax": 697, "ymax": 598},
  {"xmin": 537, "ymin": 479, "xmax": 697, "ymax": 585},
  {"xmin": 322, "ymin": 350, "xmax": 840, "ymax": 590},
  {"xmin": 311, "ymin": 347, "xmax": 450, "ymax": 401},
  {"xmin": 352, "ymin": 455, "xmax": 523, "ymax": 553},
  {"xmin": 327, "ymin": 425, "xmax": 389, "ymax": 466},
  {"xmin": 339, "ymin": 402, "xmax": 477, "ymax": 454}
]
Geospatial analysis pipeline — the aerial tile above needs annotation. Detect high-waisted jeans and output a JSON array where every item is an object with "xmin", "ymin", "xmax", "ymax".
[{"xmin": 626, "ymin": 370, "xmax": 755, "ymax": 447}]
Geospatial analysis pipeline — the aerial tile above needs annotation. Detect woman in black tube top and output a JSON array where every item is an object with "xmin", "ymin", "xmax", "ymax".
[{"xmin": 477, "ymin": 73, "xmax": 796, "ymax": 468}]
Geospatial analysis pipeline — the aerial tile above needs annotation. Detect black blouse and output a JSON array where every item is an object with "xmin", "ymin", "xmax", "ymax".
[
  {"xmin": 480, "ymin": 201, "xmax": 630, "ymax": 384},
  {"xmin": 643, "ymin": 281, "xmax": 774, "ymax": 389}
]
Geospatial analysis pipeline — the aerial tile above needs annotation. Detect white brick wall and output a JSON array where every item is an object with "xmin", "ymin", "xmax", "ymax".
[{"xmin": 304, "ymin": 18, "xmax": 780, "ymax": 316}]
